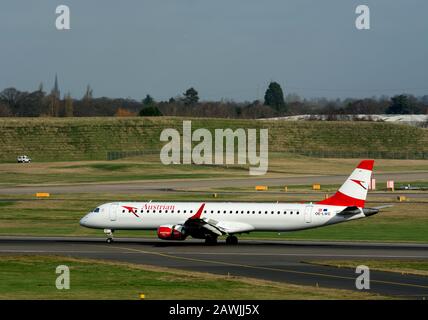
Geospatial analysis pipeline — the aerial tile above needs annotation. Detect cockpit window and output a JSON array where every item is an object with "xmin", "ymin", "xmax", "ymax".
[{"xmin": 93, "ymin": 208, "xmax": 100, "ymax": 213}]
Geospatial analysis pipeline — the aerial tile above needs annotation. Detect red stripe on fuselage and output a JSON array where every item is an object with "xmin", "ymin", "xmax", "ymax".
[{"xmin": 316, "ymin": 191, "xmax": 365, "ymax": 207}]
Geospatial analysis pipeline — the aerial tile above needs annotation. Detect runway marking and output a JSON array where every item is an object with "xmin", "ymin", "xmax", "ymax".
[
  {"xmin": 1, "ymin": 249, "xmax": 426, "ymax": 260},
  {"xmin": 162, "ymin": 252, "xmax": 428, "ymax": 259},
  {"xmin": 100, "ymin": 245, "xmax": 428, "ymax": 291}
]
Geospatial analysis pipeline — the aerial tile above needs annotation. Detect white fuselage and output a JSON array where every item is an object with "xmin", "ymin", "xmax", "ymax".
[{"xmin": 80, "ymin": 201, "xmax": 365, "ymax": 232}]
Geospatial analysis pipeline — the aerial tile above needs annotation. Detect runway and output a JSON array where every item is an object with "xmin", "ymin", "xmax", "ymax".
[
  {"xmin": 0, "ymin": 171, "xmax": 427, "ymax": 194},
  {"xmin": 1, "ymin": 236, "xmax": 427, "ymax": 299}
]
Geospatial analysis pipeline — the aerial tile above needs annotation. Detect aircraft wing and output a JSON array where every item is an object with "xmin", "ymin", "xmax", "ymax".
[
  {"xmin": 185, "ymin": 217, "xmax": 255, "ymax": 235},
  {"xmin": 183, "ymin": 203, "xmax": 255, "ymax": 236}
]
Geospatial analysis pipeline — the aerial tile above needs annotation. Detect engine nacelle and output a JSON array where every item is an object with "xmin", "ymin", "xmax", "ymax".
[{"xmin": 157, "ymin": 224, "xmax": 187, "ymax": 240}]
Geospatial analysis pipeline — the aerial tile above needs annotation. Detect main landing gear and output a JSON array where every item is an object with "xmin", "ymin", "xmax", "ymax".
[
  {"xmin": 104, "ymin": 229, "xmax": 114, "ymax": 243},
  {"xmin": 205, "ymin": 235, "xmax": 218, "ymax": 245},
  {"xmin": 226, "ymin": 235, "xmax": 238, "ymax": 245},
  {"xmin": 205, "ymin": 235, "xmax": 239, "ymax": 245}
]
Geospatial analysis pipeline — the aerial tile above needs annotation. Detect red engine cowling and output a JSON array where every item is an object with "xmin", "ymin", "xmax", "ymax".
[{"xmin": 157, "ymin": 224, "xmax": 187, "ymax": 240}]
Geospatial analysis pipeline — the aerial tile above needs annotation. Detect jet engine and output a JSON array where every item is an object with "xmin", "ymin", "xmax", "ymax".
[{"xmin": 157, "ymin": 224, "xmax": 187, "ymax": 240}]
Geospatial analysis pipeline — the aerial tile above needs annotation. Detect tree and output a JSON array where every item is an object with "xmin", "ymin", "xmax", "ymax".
[
  {"xmin": 115, "ymin": 107, "xmax": 136, "ymax": 117},
  {"xmin": 139, "ymin": 106, "xmax": 162, "ymax": 117},
  {"xmin": 183, "ymin": 87, "xmax": 199, "ymax": 106},
  {"xmin": 83, "ymin": 84, "xmax": 93, "ymax": 100},
  {"xmin": 0, "ymin": 102, "xmax": 11, "ymax": 116},
  {"xmin": 143, "ymin": 94, "xmax": 155, "ymax": 106},
  {"xmin": 0, "ymin": 88, "xmax": 23, "ymax": 114},
  {"xmin": 64, "ymin": 93, "xmax": 74, "ymax": 117},
  {"xmin": 264, "ymin": 82, "xmax": 286, "ymax": 112},
  {"xmin": 386, "ymin": 95, "xmax": 414, "ymax": 114}
]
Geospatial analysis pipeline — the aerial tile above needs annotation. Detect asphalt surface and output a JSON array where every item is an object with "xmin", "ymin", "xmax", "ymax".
[
  {"xmin": 1, "ymin": 236, "xmax": 427, "ymax": 299},
  {"xmin": 0, "ymin": 172, "xmax": 427, "ymax": 194}
]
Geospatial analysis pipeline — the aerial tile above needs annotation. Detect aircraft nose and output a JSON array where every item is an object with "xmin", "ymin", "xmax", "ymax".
[{"xmin": 79, "ymin": 213, "xmax": 91, "ymax": 227}]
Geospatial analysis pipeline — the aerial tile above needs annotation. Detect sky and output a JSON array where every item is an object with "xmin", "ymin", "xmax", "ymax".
[{"xmin": 0, "ymin": 0, "xmax": 427, "ymax": 101}]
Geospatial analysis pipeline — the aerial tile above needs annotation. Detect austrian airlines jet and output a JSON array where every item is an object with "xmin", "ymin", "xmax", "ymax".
[{"xmin": 80, "ymin": 160, "xmax": 382, "ymax": 244}]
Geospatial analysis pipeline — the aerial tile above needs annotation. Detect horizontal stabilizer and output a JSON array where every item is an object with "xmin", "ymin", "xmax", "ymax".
[{"xmin": 338, "ymin": 206, "xmax": 361, "ymax": 216}]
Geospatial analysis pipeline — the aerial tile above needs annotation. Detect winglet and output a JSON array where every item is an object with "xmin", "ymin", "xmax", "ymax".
[{"xmin": 190, "ymin": 203, "xmax": 205, "ymax": 219}]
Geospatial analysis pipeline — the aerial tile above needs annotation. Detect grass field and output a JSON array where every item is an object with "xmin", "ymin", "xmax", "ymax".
[
  {"xmin": 308, "ymin": 260, "xmax": 428, "ymax": 277},
  {"xmin": 0, "ymin": 192, "xmax": 427, "ymax": 243},
  {"xmin": 0, "ymin": 255, "xmax": 387, "ymax": 299},
  {"xmin": 1, "ymin": 156, "xmax": 428, "ymax": 186},
  {"xmin": 0, "ymin": 117, "xmax": 427, "ymax": 162}
]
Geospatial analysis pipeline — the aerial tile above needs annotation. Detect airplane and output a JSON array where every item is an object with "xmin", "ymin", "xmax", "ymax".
[{"xmin": 80, "ymin": 159, "xmax": 384, "ymax": 244}]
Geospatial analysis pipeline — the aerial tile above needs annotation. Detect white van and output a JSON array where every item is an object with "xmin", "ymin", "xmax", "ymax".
[{"xmin": 17, "ymin": 155, "xmax": 31, "ymax": 163}]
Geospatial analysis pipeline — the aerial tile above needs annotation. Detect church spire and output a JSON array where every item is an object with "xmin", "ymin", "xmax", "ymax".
[{"xmin": 51, "ymin": 73, "xmax": 60, "ymax": 98}]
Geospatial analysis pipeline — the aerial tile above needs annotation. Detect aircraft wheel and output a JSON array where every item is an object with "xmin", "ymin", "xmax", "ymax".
[
  {"xmin": 226, "ymin": 235, "xmax": 238, "ymax": 245},
  {"xmin": 106, "ymin": 238, "xmax": 113, "ymax": 244}
]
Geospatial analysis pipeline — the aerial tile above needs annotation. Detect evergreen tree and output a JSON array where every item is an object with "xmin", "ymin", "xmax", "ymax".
[
  {"xmin": 183, "ymin": 87, "xmax": 199, "ymax": 105},
  {"xmin": 264, "ymin": 82, "xmax": 286, "ymax": 112},
  {"xmin": 386, "ymin": 95, "xmax": 413, "ymax": 114},
  {"xmin": 143, "ymin": 94, "xmax": 155, "ymax": 106},
  {"xmin": 139, "ymin": 106, "xmax": 162, "ymax": 117}
]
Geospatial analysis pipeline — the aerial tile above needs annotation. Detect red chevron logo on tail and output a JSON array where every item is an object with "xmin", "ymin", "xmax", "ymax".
[{"xmin": 351, "ymin": 179, "xmax": 367, "ymax": 190}]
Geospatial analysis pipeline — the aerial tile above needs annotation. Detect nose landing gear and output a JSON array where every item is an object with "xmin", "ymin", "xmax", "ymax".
[{"xmin": 104, "ymin": 229, "xmax": 114, "ymax": 243}]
